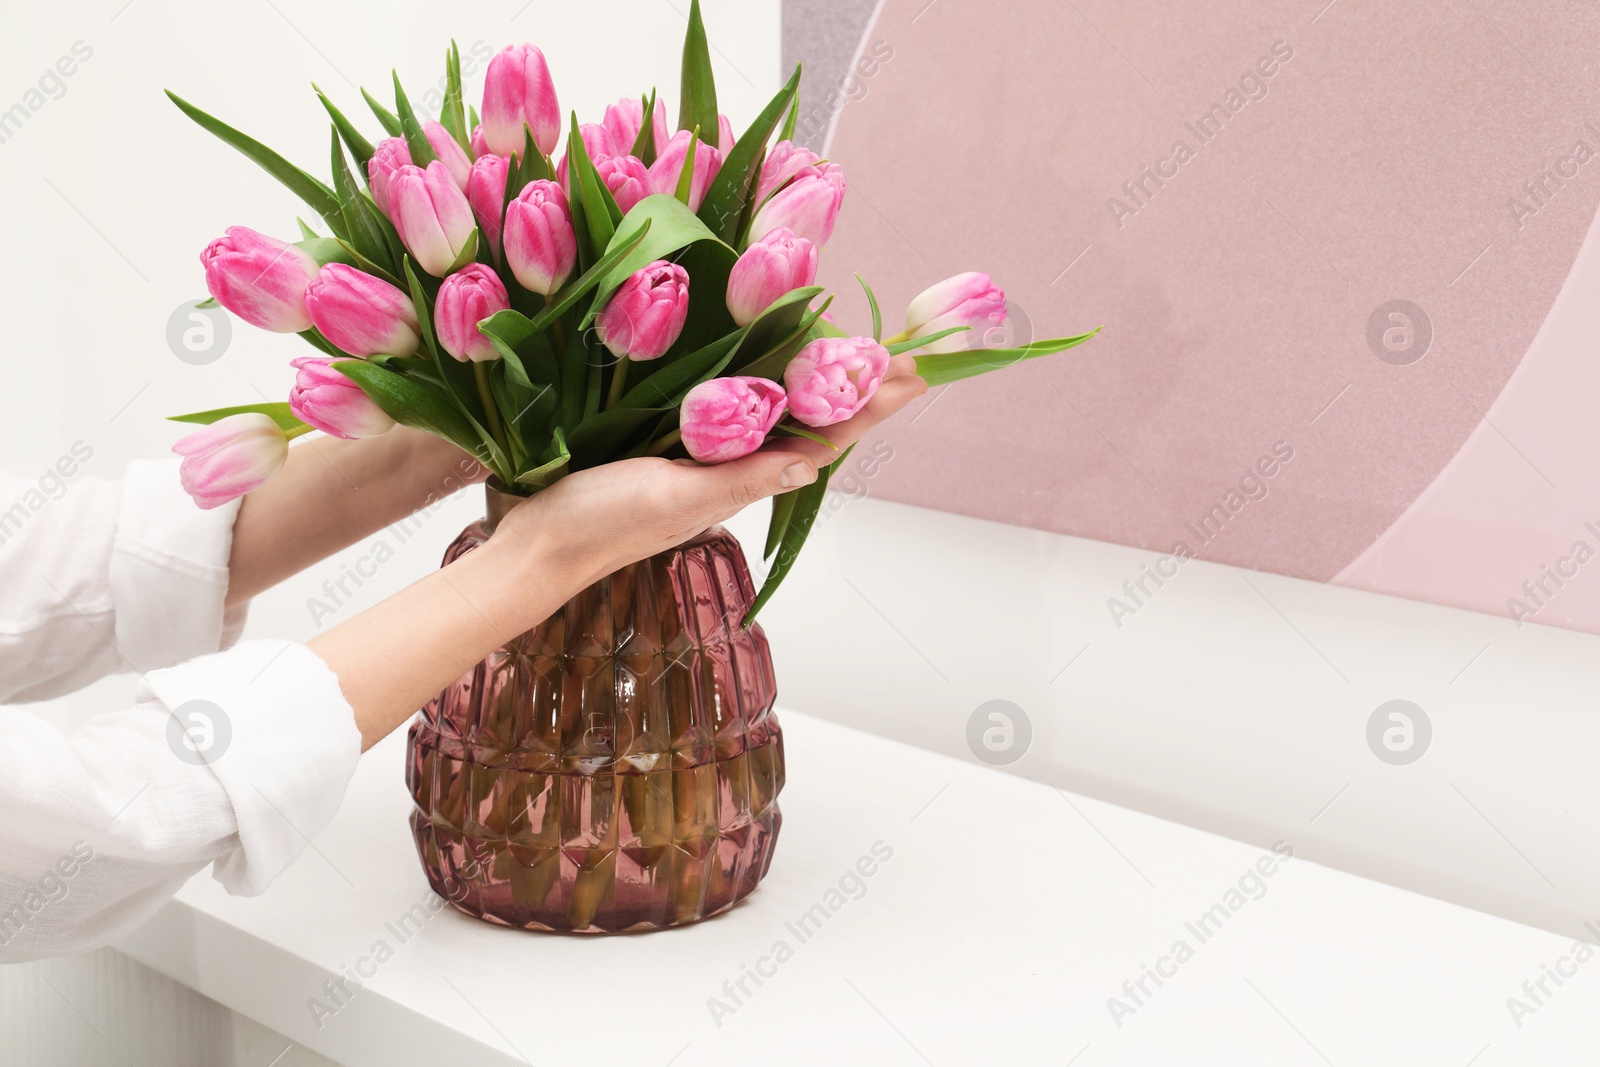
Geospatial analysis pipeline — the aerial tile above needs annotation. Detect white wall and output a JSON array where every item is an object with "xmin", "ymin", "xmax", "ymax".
[{"xmin": 725, "ymin": 495, "xmax": 1600, "ymax": 946}]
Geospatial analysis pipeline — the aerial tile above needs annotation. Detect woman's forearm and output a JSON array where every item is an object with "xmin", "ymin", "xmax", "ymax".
[
  {"xmin": 225, "ymin": 428, "xmax": 481, "ymax": 608},
  {"xmin": 306, "ymin": 528, "xmax": 580, "ymax": 750}
]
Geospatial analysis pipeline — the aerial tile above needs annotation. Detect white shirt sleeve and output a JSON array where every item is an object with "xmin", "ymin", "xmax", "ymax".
[{"xmin": 0, "ymin": 458, "xmax": 362, "ymax": 963}]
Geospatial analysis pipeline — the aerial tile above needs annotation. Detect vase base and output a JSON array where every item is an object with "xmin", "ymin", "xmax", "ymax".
[
  {"xmin": 408, "ymin": 721, "xmax": 785, "ymax": 933},
  {"xmin": 410, "ymin": 806, "xmax": 783, "ymax": 934}
]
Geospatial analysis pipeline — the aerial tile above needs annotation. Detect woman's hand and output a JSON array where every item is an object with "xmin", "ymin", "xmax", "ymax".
[
  {"xmin": 226, "ymin": 427, "xmax": 485, "ymax": 607},
  {"xmin": 311, "ymin": 360, "xmax": 925, "ymax": 750},
  {"xmin": 489, "ymin": 355, "xmax": 928, "ymax": 590}
]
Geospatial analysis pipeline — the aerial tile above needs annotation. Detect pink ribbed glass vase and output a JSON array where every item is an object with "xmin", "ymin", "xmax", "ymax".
[{"xmin": 406, "ymin": 485, "xmax": 785, "ymax": 933}]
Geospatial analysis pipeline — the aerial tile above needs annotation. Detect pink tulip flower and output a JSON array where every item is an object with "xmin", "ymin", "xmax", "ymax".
[
  {"xmin": 367, "ymin": 137, "xmax": 413, "ymax": 217},
  {"xmin": 680, "ymin": 376, "xmax": 788, "ymax": 463},
  {"xmin": 424, "ymin": 120, "xmax": 474, "ymax": 190},
  {"xmin": 503, "ymin": 180, "xmax": 576, "ymax": 296},
  {"xmin": 601, "ymin": 95, "xmax": 669, "ymax": 157},
  {"xmin": 465, "ymin": 153, "xmax": 509, "ymax": 262},
  {"xmin": 556, "ymin": 123, "xmax": 620, "ymax": 191},
  {"xmin": 905, "ymin": 272, "xmax": 1008, "ymax": 353},
  {"xmin": 481, "ymin": 43, "xmax": 560, "ymax": 157},
  {"xmin": 469, "ymin": 124, "xmax": 491, "ymax": 158},
  {"xmin": 435, "ymin": 264, "xmax": 511, "ymax": 363},
  {"xmin": 304, "ymin": 263, "xmax": 422, "ymax": 357},
  {"xmin": 725, "ymin": 227, "xmax": 817, "ymax": 326},
  {"xmin": 755, "ymin": 140, "xmax": 821, "ymax": 205},
  {"xmin": 595, "ymin": 154, "xmax": 653, "ymax": 214},
  {"xmin": 595, "ymin": 260, "xmax": 690, "ymax": 362},
  {"xmin": 199, "ymin": 227, "xmax": 319, "ymax": 333},
  {"xmin": 289, "ymin": 357, "xmax": 395, "ymax": 439},
  {"xmin": 173, "ymin": 413, "xmax": 289, "ymax": 510},
  {"xmin": 783, "ymin": 336, "xmax": 889, "ymax": 427},
  {"xmin": 748, "ymin": 161, "xmax": 847, "ymax": 247},
  {"xmin": 387, "ymin": 161, "xmax": 478, "ymax": 277},
  {"xmin": 717, "ymin": 113, "xmax": 735, "ymax": 152},
  {"xmin": 649, "ymin": 129, "xmax": 724, "ymax": 211}
]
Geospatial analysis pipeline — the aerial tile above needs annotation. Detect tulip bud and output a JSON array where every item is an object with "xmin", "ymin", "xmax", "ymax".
[
  {"xmin": 680, "ymin": 376, "xmax": 788, "ymax": 463},
  {"xmin": 173, "ymin": 413, "xmax": 289, "ymax": 510},
  {"xmin": 199, "ymin": 227, "xmax": 319, "ymax": 334},
  {"xmin": 557, "ymin": 123, "xmax": 619, "ymax": 192},
  {"xmin": 503, "ymin": 180, "xmax": 577, "ymax": 296},
  {"xmin": 481, "ymin": 43, "xmax": 560, "ymax": 157},
  {"xmin": 649, "ymin": 129, "xmax": 724, "ymax": 211},
  {"xmin": 435, "ymin": 264, "xmax": 511, "ymax": 363},
  {"xmin": 601, "ymin": 95, "xmax": 669, "ymax": 158},
  {"xmin": 595, "ymin": 260, "xmax": 690, "ymax": 362},
  {"xmin": 595, "ymin": 154, "xmax": 653, "ymax": 214},
  {"xmin": 470, "ymin": 124, "xmax": 491, "ymax": 159},
  {"xmin": 783, "ymin": 336, "xmax": 889, "ymax": 427},
  {"xmin": 754, "ymin": 140, "xmax": 821, "ymax": 205},
  {"xmin": 305, "ymin": 263, "xmax": 422, "ymax": 357},
  {"xmin": 748, "ymin": 161, "xmax": 847, "ymax": 248},
  {"xmin": 726, "ymin": 227, "xmax": 817, "ymax": 326},
  {"xmin": 904, "ymin": 272, "xmax": 1008, "ymax": 353},
  {"xmin": 717, "ymin": 114, "xmax": 735, "ymax": 152},
  {"xmin": 387, "ymin": 161, "xmax": 478, "ymax": 277},
  {"xmin": 367, "ymin": 137, "xmax": 413, "ymax": 217},
  {"xmin": 289, "ymin": 357, "xmax": 395, "ymax": 439},
  {"xmin": 465, "ymin": 153, "xmax": 510, "ymax": 262},
  {"xmin": 424, "ymin": 120, "xmax": 473, "ymax": 190}
]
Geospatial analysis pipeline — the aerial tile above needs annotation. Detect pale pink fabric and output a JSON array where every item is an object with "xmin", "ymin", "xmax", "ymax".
[{"xmin": 825, "ymin": 0, "xmax": 1600, "ymax": 629}]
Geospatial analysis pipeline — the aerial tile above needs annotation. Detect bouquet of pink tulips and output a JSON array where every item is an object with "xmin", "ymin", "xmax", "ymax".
[{"xmin": 167, "ymin": 2, "xmax": 1096, "ymax": 617}]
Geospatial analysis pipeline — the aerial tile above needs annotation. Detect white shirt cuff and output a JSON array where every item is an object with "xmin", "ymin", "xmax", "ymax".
[
  {"xmin": 110, "ymin": 458, "xmax": 248, "ymax": 671},
  {"xmin": 138, "ymin": 640, "xmax": 362, "ymax": 896}
]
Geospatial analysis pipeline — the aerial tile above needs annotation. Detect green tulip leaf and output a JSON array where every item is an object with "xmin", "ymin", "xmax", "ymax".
[
  {"xmin": 913, "ymin": 328, "xmax": 1102, "ymax": 387},
  {"xmin": 329, "ymin": 128, "xmax": 393, "ymax": 270},
  {"xmin": 674, "ymin": 127, "xmax": 701, "ymax": 206},
  {"xmin": 697, "ymin": 66, "xmax": 800, "ymax": 244},
  {"xmin": 567, "ymin": 112, "xmax": 618, "ymax": 263},
  {"xmin": 362, "ymin": 88, "xmax": 402, "ymax": 136},
  {"xmin": 165, "ymin": 90, "xmax": 341, "ymax": 222},
  {"xmin": 516, "ymin": 426, "xmax": 570, "ymax": 489},
  {"xmin": 168, "ymin": 402, "xmax": 305, "ymax": 434},
  {"xmin": 745, "ymin": 444, "xmax": 853, "ymax": 626},
  {"xmin": 331, "ymin": 361, "xmax": 486, "ymax": 460},
  {"xmin": 763, "ymin": 488, "xmax": 798, "ymax": 559},
  {"xmin": 565, "ymin": 404, "xmax": 667, "ymax": 468},
  {"xmin": 631, "ymin": 89, "xmax": 659, "ymax": 166},
  {"xmin": 440, "ymin": 40, "xmax": 470, "ymax": 152},
  {"xmin": 615, "ymin": 328, "xmax": 746, "ymax": 410},
  {"xmin": 679, "ymin": 0, "xmax": 719, "ymax": 146},
  {"xmin": 298, "ymin": 327, "xmax": 343, "ymax": 358},
  {"xmin": 392, "ymin": 72, "xmax": 437, "ymax": 168},
  {"xmin": 315, "ymin": 85, "xmax": 376, "ymax": 171},
  {"xmin": 857, "ymin": 274, "xmax": 883, "ymax": 343},
  {"xmin": 885, "ymin": 327, "xmax": 968, "ymax": 356}
]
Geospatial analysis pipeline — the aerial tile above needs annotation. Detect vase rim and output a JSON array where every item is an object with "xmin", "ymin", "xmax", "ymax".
[
  {"xmin": 480, "ymin": 478, "xmax": 729, "ymax": 552},
  {"xmin": 483, "ymin": 477, "xmax": 528, "ymax": 532}
]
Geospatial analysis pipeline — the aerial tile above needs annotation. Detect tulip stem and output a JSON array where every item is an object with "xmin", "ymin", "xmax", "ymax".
[
  {"xmin": 473, "ymin": 362, "xmax": 508, "ymax": 457},
  {"xmin": 882, "ymin": 330, "xmax": 910, "ymax": 346},
  {"xmin": 645, "ymin": 429, "xmax": 682, "ymax": 457},
  {"xmin": 605, "ymin": 360, "xmax": 629, "ymax": 411}
]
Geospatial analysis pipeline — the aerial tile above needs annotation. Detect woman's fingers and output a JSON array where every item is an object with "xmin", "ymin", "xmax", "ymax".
[
  {"xmin": 884, "ymin": 353, "xmax": 918, "ymax": 379},
  {"xmin": 691, "ymin": 448, "xmax": 821, "ymax": 521}
]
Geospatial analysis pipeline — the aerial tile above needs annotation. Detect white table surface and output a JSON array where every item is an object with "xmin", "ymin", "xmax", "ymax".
[{"xmin": 116, "ymin": 710, "xmax": 1598, "ymax": 1066}]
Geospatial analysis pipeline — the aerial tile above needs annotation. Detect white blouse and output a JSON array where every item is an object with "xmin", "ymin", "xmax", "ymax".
[{"xmin": 0, "ymin": 458, "xmax": 361, "ymax": 963}]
